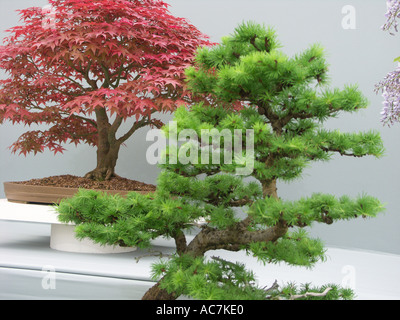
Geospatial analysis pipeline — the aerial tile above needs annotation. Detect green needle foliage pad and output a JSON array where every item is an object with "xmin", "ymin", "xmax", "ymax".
[{"xmin": 57, "ymin": 22, "xmax": 385, "ymax": 300}]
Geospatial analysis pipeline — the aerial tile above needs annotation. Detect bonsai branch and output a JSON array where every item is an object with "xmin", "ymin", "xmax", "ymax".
[
  {"xmin": 321, "ymin": 146, "xmax": 365, "ymax": 158},
  {"xmin": 262, "ymin": 280, "xmax": 279, "ymax": 293},
  {"xmin": 186, "ymin": 221, "xmax": 288, "ymax": 256},
  {"xmin": 117, "ymin": 116, "xmax": 151, "ymax": 144},
  {"xmin": 134, "ymin": 251, "xmax": 174, "ymax": 263},
  {"xmin": 282, "ymin": 287, "xmax": 332, "ymax": 300},
  {"xmin": 173, "ymin": 230, "xmax": 188, "ymax": 255},
  {"xmin": 109, "ymin": 115, "xmax": 123, "ymax": 136},
  {"xmin": 250, "ymin": 35, "xmax": 261, "ymax": 52}
]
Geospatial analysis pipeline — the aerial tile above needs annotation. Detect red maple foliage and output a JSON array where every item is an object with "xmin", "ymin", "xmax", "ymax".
[{"xmin": 0, "ymin": 0, "xmax": 212, "ymax": 180}]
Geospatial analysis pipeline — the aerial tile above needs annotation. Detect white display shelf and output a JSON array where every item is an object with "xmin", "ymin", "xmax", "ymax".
[
  {"xmin": 0, "ymin": 199, "xmax": 63, "ymax": 225},
  {"xmin": 0, "ymin": 199, "xmax": 136, "ymax": 253},
  {"xmin": 0, "ymin": 199, "xmax": 183, "ymax": 252},
  {"xmin": 1, "ymin": 199, "xmax": 400, "ymax": 300}
]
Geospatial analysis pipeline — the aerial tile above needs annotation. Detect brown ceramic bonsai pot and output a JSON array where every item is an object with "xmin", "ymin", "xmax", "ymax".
[
  {"xmin": 2, "ymin": 175, "xmax": 156, "ymax": 254},
  {"xmin": 3, "ymin": 175, "xmax": 156, "ymax": 204},
  {"xmin": 3, "ymin": 182, "xmax": 144, "ymax": 204}
]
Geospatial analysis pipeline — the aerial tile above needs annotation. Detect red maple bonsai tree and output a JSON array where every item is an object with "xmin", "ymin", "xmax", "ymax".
[{"xmin": 0, "ymin": 0, "xmax": 211, "ymax": 180}]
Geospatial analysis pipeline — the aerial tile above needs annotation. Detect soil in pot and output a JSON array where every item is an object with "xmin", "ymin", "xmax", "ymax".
[
  {"xmin": 14, "ymin": 175, "xmax": 156, "ymax": 192},
  {"xmin": 4, "ymin": 175, "xmax": 157, "ymax": 204}
]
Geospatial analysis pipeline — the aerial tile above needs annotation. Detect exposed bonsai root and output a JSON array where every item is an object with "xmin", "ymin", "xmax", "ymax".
[
  {"xmin": 142, "ymin": 281, "xmax": 177, "ymax": 300},
  {"xmin": 84, "ymin": 168, "xmax": 117, "ymax": 181}
]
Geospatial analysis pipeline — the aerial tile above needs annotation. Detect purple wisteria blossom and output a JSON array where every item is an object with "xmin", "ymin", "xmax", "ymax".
[
  {"xmin": 376, "ymin": 0, "xmax": 400, "ymax": 125},
  {"xmin": 376, "ymin": 66, "xmax": 400, "ymax": 125},
  {"xmin": 382, "ymin": 0, "xmax": 400, "ymax": 33}
]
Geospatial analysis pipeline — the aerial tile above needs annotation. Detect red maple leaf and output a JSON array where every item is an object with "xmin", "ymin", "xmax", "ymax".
[{"xmin": 0, "ymin": 0, "xmax": 214, "ymax": 180}]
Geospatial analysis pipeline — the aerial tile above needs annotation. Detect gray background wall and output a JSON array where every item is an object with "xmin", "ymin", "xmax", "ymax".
[{"xmin": 0, "ymin": 0, "xmax": 399, "ymax": 255}]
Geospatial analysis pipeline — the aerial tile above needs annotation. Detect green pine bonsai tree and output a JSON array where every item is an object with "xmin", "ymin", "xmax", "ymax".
[{"xmin": 56, "ymin": 22, "xmax": 385, "ymax": 300}]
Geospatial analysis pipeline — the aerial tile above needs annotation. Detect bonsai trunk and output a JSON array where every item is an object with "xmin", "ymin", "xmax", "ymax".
[
  {"xmin": 141, "ymin": 179, "xmax": 288, "ymax": 300},
  {"xmin": 85, "ymin": 143, "xmax": 121, "ymax": 181},
  {"xmin": 84, "ymin": 109, "xmax": 152, "ymax": 181},
  {"xmin": 85, "ymin": 108, "xmax": 122, "ymax": 181},
  {"xmin": 142, "ymin": 279, "xmax": 178, "ymax": 300},
  {"xmin": 262, "ymin": 179, "xmax": 278, "ymax": 199}
]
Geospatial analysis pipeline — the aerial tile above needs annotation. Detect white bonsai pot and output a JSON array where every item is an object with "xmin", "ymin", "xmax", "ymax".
[{"xmin": 50, "ymin": 224, "xmax": 137, "ymax": 254}]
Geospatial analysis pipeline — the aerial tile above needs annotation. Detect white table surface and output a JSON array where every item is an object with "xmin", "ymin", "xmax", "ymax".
[
  {"xmin": 0, "ymin": 199, "xmax": 65, "ymax": 225},
  {"xmin": 1, "ymin": 199, "xmax": 400, "ymax": 300}
]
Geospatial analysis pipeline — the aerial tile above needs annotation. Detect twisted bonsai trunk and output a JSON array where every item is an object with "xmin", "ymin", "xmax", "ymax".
[{"xmin": 141, "ymin": 180, "xmax": 287, "ymax": 300}]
